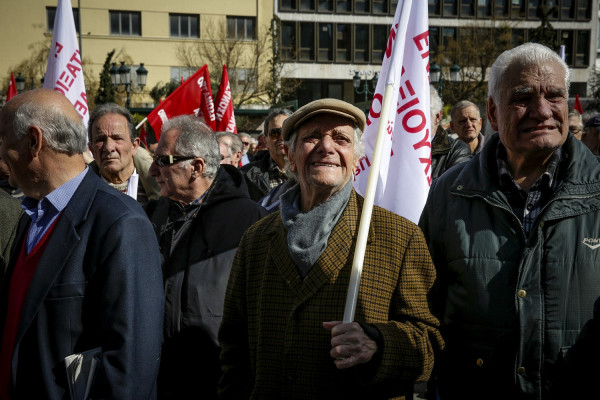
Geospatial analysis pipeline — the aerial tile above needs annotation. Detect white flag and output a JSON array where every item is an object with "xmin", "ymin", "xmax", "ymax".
[
  {"xmin": 352, "ymin": 0, "xmax": 431, "ymax": 224},
  {"xmin": 43, "ymin": 0, "xmax": 89, "ymax": 126}
]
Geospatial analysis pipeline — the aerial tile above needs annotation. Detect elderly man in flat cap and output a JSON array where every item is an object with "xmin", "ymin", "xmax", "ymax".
[{"xmin": 218, "ymin": 98, "xmax": 442, "ymax": 399}]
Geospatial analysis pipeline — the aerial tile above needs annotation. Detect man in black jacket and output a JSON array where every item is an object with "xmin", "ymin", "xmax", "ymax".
[
  {"xmin": 240, "ymin": 108, "xmax": 292, "ymax": 200},
  {"xmin": 429, "ymin": 85, "xmax": 472, "ymax": 180},
  {"xmin": 146, "ymin": 115, "xmax": 267, "ymax": 399}
]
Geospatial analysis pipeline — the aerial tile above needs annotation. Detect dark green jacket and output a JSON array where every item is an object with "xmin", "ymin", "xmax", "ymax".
[{"xmin": 420, "ymin": 133, "xmax": 600, "ymax": 399}]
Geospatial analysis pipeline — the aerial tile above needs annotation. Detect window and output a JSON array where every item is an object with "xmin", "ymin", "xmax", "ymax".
[
  {"xmin": 429, "ymin": 27, "xmax": 440, "ymax": 57},
  {"xmin": 354, "ymin": 24, "xmax": 369, "ymax": 62},
  {"xmin": 391, "ymin": 0, "xmax": 399, "ymax": 14},
  {"xmin": 477, "ymin": 0, "xmax": 491, "ymax": 17},
  {"xmin": 494, "ymin": 0, "xmax": 508, "ymax": 17},
  {"xmin": 227, "ymin": 17, "xmax": 256, "ymax": 40},
  {"xmin": 170, "ymin": 66, "xmax": 196, "ymax": 82},
  {"xmin": 169, "ymin": 14, "xmax": 199, "ymax": 38},
  {"xmin": 318, "ymin": 23, "xmax": 333, "ymax": 61},
  {"xmin": 336, "ymin": 24, "xmax": 351, "ymax": 61},
  {"xmin": 318, "ymin": 0, "xmax": 334, "ymax": 11},
  {"xmin": 47, "ymin": 7, "xmax": 80, "ymax": 33},
  {"xmin": 442, "ymin": 27, "xmax": 457, "ymax": 47},
  {"xmin": 461, "ymin": 0, "xmax": 475, "ymax": 16},
  {"xmin": 511, "ymin": 28, "xmax": 526, "ymax": 46},
  {"xmin": 373, "ymin": 0, "xmax": 388, "ymax": 13},
  {"xmin": 230, "ymin": 68, "xmax": 257, "ymax": 92},
  {"xmin": 443, "ymin": 0, "xmax": 458, "ymax": 16},
  {"xmin": 300, "ymin": 0, "xmax": 316, "ymax": 10},
  {"xmin": 560, "ymin": 0, "xmax": 575, "ymax": 19},
  {"xmin": 300, "ymin": 22, "xmax": 315, "ymax": 60},
  {"xmin": 372, "ymin": 25, "xmax": 388, "ymax": 63},
  {"xmin": 280, "ymin": 0, "xmax": 297, "ymax": 10},
  {"xmin": 576, "ymin": 0, "xmax": 590, "ymax": 19},
  {"xmin": 281, "ymin": 22, "xmax": 296, "ymax": 60},
  {"xmin": 527, "ymin": 0, "xmax": 539, "ymax": 18},
  {"xmin": 355, "ymin": 0, "xmax": 370, "ymax": 13},
  {"xmin": 575, "ymin": 30, "xmax": 589, "ymax": 65},
  {"xmin": 110, "ymin": 11, "xmax": 141, "ymax": 36},
  {"xmin": 337, "ymin": 0, "xmax": 352, "ymax": 12},
  {"xmin": 429, "ymin": 0, "xmax": 441, "ymax": 15},
  {"xmin": 511, "ymin": 0, "xmax": 525, "ymax": 18}
]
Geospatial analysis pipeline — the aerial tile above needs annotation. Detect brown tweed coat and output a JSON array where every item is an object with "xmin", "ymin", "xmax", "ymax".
[{"xmin": 218, "ymin": 189, "xmax": 443, "ymax": 400}]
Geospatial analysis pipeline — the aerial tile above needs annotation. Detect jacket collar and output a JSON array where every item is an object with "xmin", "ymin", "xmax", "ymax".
[
  {"xmin": 265, "ymin": 189, "xmax": 374, "ymax": 305},
  {"xmin": 449, "ymin": 132, "xmax": 600, "ymax": 214}
]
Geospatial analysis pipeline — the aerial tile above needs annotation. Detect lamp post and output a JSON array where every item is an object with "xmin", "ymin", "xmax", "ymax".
[
  {"xmin": 15, "ymin": 73, "xmax": 26, "ymax": 93},
  {"xmin": 429, "ymin": 61, "xmax": 460, "ymax": 99},
  {"xmin": 110, "ymin": 61, "xmax": 148, "ymax": 109},
  {"xmin": 350, "ymin": 70, "xmax": 379, "ymax": 103}
]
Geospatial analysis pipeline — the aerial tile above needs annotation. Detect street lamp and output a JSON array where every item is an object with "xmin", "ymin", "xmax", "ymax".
[
  {"xmin": 351, "ymin": 70, "xmax": 379, "ymax": 103},
  {"xmin": 15, "ymin": 73, "xmax": 26, "ymax": 92},
  {"xmin": 429, "ymin": 61, "xmax": 460, "ymax": 98},
  {"xmin": 110, "ymin": 61, "xmax": 148, "ymax": 109}
]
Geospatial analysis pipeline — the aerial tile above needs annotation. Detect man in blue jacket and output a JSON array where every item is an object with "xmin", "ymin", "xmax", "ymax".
[
  {"xmin": 0, "ymin": 89, "xmax": 164, "ymax": 399},
  {"xmin": 420, "ymin": 43, "xmax": 600, "ymax": 399}
]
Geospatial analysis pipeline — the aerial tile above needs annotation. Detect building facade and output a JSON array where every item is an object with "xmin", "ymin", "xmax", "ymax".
[
  {"xmin": 1, "ymin": 0, "xmax": 598, "ymax": 111},
  {"xmin": 0, "ymin": 0, "xmax": 273, "ymax": 108}
]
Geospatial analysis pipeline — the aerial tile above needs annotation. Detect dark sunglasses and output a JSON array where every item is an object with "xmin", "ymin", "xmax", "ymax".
[
  {"xmin": 242, "ymin": 141, "xmax": 250, "ymax": 146},
  {"xmin": 268, "ymin": 128, "xmax": 282, "ymax": 138},
  {"xmin": 153, "ymin": 154, "xmax": 196, "ymax": 167}
]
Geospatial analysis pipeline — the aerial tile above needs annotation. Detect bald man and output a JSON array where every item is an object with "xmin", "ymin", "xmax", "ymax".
[{"xmin": 0, "ymin": 89, "xmax": 164, "ymax": 399}]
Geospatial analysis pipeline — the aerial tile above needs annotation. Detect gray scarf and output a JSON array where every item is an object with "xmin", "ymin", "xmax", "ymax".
[{"xmin": 280, "ymin": 180, "xmax": 353, "ymax": 278}]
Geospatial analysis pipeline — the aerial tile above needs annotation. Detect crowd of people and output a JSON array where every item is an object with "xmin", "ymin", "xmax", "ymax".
[{"xmin": 0, "ymin": 42, "xmax": 599, "ymax": 400}]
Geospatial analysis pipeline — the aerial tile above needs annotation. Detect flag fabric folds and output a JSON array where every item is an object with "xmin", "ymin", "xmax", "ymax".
[
  {"xmin": 43, "ymin": 0, "xmax": 89, "ymax": 125},
  {"xmin": 6, "ymin": 72, "xmax": 17, "ymax": 102},
  {"xmin": 574, "ymin": 94, "xmax": 584, "ymax": 115},
  {"xmin": 139, "ymin": 122, "xmax": 148, "ymax": 148},
  {"xmin": 146, "ymin": 65, "xmax": 216, "ymax": 140},
  {"xmin": 352, "ymin": 0, "xmax": 431, "ymax": 224},
  {"xmin": 215, "ymin": 65, "xmax": 237, "ymax": 133}
]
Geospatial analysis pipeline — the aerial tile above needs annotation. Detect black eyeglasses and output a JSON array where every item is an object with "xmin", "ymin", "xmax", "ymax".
[
  {"xmin": 153, "ymin": 154, "xmax": 196, "ymax": 167},
  {"xmin": 242, "ymin": 141, "xmax": 250, "ymax": 146},
  {"xmin": 268, "ymin": 128, "xmax": 282, "ymax": 138}
]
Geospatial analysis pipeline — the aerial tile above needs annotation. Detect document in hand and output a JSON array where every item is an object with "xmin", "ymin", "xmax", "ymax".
[{"xmin": 63, "ymin": 347, "xmax": 101, "ymax": 400}]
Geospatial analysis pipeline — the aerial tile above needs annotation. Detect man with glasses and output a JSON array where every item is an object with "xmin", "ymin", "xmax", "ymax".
[
  {"xmin": 239, "ymin": 132, "xmax": 252, "ymax": 165},
  {"xmin": 146, "ymin": 115, "xmax": 266, "ymax": 399},
  {"xmin": 241, "ymin": 108, "xmax": 292, "ymax": 201},
  {"xmin": 567, "ymin": 109, "xmax": 583, "ymax": 140}
]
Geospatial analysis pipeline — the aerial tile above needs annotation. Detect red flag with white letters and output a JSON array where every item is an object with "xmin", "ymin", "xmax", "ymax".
[
  {"xmin": 6, "ymin": 72, "xmax": 17, "ymax": 101},
  {"xmin": 147, "ymin": 65, "xmax": 216, "ymax": 140},
  {"xmin": 215, "ymin": 65, "xmax": 237, "ymax": 133}
]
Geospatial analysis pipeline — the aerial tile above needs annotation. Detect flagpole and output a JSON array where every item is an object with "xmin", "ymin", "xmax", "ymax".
[
  {"xmin": 343, "ymin": 83, "xmax": 397, "ymax": 323},
  {"xmin": 136, "ymin": 117, "xmax": 147, "ymax": 130}
]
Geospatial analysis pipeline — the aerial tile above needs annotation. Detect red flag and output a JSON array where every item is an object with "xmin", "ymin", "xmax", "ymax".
[
  {"xmin": 147, "ymin": 65, "xmax": 216, "ymax": 140},
  {"xmin": 574, "ymin": 94, "xmax": 583, "ymax": 115},
  {"xmin": 139, "ymin": 122, "xmax": 148, "ymax": 148},
  {"xmin": 6, "ymin": 72, "xmax": 17, "ymax": 101},
  {"xmin": 215, "ymin": 65, "xmax": 237, "ymax": 133}
]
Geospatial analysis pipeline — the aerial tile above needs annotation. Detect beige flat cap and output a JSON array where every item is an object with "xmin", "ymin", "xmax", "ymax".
[{"xmin": 281, "ymin": 98, "xmax": 367, "ymax": 141}]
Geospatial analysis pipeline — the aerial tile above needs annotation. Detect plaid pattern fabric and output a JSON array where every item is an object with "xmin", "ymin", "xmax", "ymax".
[
  {"xmin": 219, "ymin": 190, "xmax": 442, "ymax": 400},
  {"xmin": 267, "ymin": 158, "xmax": 287, "ymax": 189},
  {"xmin": 497, "ymin": 143, "xmax": 562, "ymax": 238}
]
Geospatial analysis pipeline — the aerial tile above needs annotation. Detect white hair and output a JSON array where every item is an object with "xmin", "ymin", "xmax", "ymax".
[{"xmin": 488, "ymin": 42, "xmax": 570, "ymax": 104}]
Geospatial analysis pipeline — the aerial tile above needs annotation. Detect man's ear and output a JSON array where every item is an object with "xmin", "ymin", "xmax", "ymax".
[
  {"xmin": 131, "ymin": 137, "xmax": 140, "ymax": 156},
  {"xmin": 487, "ymin": 97, "xmax": 499, "ymax": 131},
  {"xmin": 191, "ymin": 157, "xmax": 205, "ymax": 178},
  {"xmin": 28, "ymin": 125, "xmax": 44, "ymax": 158},
  {"xmin": 284, "ymin": 144, "xmax": 295, "ymax": 172}
]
